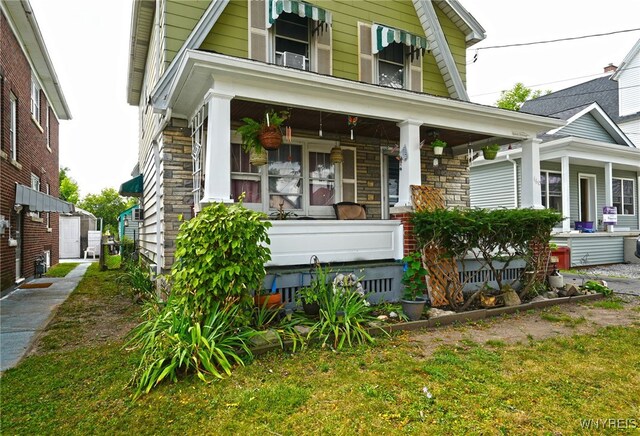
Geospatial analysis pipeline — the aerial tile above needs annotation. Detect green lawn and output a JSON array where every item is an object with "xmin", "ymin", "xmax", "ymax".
[
  {"xmin": 2, "ymin": 266, "xmax": 639, "ymax": 434},
  {"xmin": 44, "ymin": 263, "xmax": 79, "ymax": 278}
]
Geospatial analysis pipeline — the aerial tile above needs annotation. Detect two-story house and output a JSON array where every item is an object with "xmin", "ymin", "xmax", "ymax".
[
  {"xmin": 125, "ymin": 0, "xmax": 562, "ymax": 299},
  {"xmin": 1, "ymin": 0, "xmax": 73, "ymax": 292},
  {"xmin": 470, "ymin": 39, "xmax": 640, "ymax": 267}
]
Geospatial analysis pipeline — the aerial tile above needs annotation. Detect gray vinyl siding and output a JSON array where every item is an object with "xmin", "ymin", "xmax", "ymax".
[
  {"xmin": 557, "ymin": 113, "xmax": 616, "ymax": 143},
  {"xmin": 552, "ymin": 235, "xmax": 625, "ymax": 266},
  {"xmin": 470, "ymin": 161, "xmax": 517, "ymax": 209},
  {"xmin": 613, "ymin": 169, "xmax": 638, "ymax": 229}
]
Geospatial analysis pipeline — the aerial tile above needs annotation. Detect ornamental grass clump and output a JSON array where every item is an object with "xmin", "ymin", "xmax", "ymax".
[{"xmin": 127, "ymin": 200, "xmax": 272, "ymax": 396}]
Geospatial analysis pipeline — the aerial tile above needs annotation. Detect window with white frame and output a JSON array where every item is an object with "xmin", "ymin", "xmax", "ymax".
[
  {"xmin": 274, "ymin": 13, "xmax": 310, "ymax": 71},
  {"xmin": 46, "ymin": 182, "xmax": 51, "ymax": 228},
  {"xmin": 31, "ymin": 75, "xmax": 41, "ymax": 122},
  {"xmin": 377, "ymin": 42, "xmax": 405, "ymax": 88},
  {"xmin": 613, "ymin": 178, "xmax": 635, "ymax": 215},
  {"xmin": 231, "ymin": 139, "xmax": 339, "ymax": 216},
  {"xmin": 540, "ymin": 171, "xmax": 562, "ymax": 213},
  {"xmin": 10, "ymin": 93, "xmax": 17, "ymax": 160},
  {"xmin": 31, "ymin": 173, "xmax": 41, "ymax": 218}
]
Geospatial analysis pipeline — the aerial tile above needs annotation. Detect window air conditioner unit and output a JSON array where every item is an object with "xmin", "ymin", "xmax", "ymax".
[
  {"xmin": 282, "ymin": 51, "xmax": 307, "ymax": 70},
  {"xmin": 133, "ymin": 208, "xmax": 144, "ymax": 221}
]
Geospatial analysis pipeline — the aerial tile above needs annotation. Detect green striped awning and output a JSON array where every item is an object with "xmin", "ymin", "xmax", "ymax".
[
  {"xmin": 119, "ymin": 174, "xmax": 143, "ymax": 197},
  {"xmin": 371, "ymin": 24, "xmax": 428, "ymax": 54},
  {"xmin": 267, "ymin": 0, "xmax": 332, "ymax": 28}
]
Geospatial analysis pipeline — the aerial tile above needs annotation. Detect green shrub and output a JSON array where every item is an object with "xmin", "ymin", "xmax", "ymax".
[
  {"xmin": 170, "ymin": 201, "xmax": 272, "ymax": 322},
  {"xmin": 118, "ymin": 260, "xmax": 156, "ymax": 302},
  {"xmin": 120, "ymin": 236, "xmax": 135, "ymax": 261}
]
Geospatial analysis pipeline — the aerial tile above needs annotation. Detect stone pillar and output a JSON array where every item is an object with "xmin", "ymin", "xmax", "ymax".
[
  {"xmin": 561, "ymin": 156, "xmax": 570, "ymax": 232},
  {"xmin": 202, "ymin": 90, "xmax": 234, "ymax": 204},
  {"xmin": 395, "ymin": 120, "xmax": 422, "ymax": 207},
  {"xmin": 390, "ymin": 206, "xmax": 415, "ymax": 257},
  {"xmin": 520, "ymin": 138, "xmax": 543, "ymax": 209}
]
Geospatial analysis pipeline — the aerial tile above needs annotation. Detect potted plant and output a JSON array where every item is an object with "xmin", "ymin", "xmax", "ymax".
[
  {"xmin": 401, "ymin": 251, "xmax": 429, "ymax": 321},
  {"xmin": 431, "ymin": 139, "xmax": 447, "ymax": 156},
  {"xmin": 296, "ymin": 263, "xmax": 331, "ymax": 316},
  {"xmin": 237, "ymin": 109, "xmax": 289, "ymax": 165},
  {"xmin": 481, "ymin": 144, "xmax": 500, "ymax": 160},
  {"xmin": 258, "ymin": 109, "xmax": 288, "ymax": 150}
]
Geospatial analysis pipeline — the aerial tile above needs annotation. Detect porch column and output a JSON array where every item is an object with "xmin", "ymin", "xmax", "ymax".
[
  {"xmin": 561, "ymin": 156, "xmax": 571, "ymax": 232},
  {"xmin": 520, "ymin": 138, "xmax": 543, "ymax": 209},
  {"xmin": 201, "ymin": 90, "xmax": 235, "ymax": 204},
  {"xmin": 604, "ymin": 162, "xmax": 614, "ymax": 232},
  {"xmin": 395, "ymin": 119, "xmax": 422, "ymax": 207}
]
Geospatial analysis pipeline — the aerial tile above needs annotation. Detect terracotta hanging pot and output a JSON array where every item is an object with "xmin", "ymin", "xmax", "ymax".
[
  {"xmin": 259, "ymin": 126, "xmax": 282, "ymax": 150},
  {"xmin": 249, "ymin": 147, "xmax": 268, "ymax": 166}
]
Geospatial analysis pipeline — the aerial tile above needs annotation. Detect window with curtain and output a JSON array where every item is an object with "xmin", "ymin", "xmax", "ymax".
[
  {"xmin": 613, "ymin": 178, "xmax": 635, "ymax": 215},
  {"xmin": 231, "ymin": 144, "xmax": 261, "ymax": 204}
]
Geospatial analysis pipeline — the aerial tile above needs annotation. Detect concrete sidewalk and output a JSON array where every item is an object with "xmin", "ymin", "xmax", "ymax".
[{"xmin": 0, "ymin": 262, "xmax": 91, "ymax": 373}]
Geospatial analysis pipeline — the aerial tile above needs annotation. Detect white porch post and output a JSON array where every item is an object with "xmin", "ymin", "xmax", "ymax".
[
  {"xmin": 604, "ymin": 162, "xmax": 614, "ymax": 232},
  {"xmin": 561, "ymin": 155, "xmax": 571, "ymax": 232},
  {"xmin": 395, "ymin": 119, "xmax": 422, "ymax": 207},
  {"xmin": 520, "ymin": 138, "xmax": 543, "ymax": 209},
  {"xmin": 201, "ymin": 91, "xmax": 234, "ymax": 204}
]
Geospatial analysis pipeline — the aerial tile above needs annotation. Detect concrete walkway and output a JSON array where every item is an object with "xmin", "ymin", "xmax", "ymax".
[{"xmin": 0, "ymin": 262, "xmax": 91, "ymax": 373}]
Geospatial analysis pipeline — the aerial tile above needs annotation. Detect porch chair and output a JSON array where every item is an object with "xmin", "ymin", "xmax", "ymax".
[
  {"xmin": 333, "ymin": 202, "xmax": 367, "ymax": 220},
  {"xmin": 84, "ymin": 246, "xmax": 97, "ymax": 259}
]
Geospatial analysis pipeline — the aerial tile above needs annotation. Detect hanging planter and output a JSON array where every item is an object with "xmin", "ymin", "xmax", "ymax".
[
  {"xmin": 249, "ymin": 147, "xmax": 268, "ymax": 166},
  {"xmin": 430, "ymin": 139, "xmax": 447, "ymax": 156},
  {"xmin": 330, "ymin": 146, "xmax": 344, "ymax": 163},
  {"xmin": 482, "ymin": 144, "xmax": 500, "ymax": 160},
  {"xmin": 258, "ymin": 126, "xmax": 282, "ymax": 150}
]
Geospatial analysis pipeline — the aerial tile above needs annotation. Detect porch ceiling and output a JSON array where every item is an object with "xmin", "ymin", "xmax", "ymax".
[{"xmin": 230, "ymin": 100, "xmax": 489, "ymax": 147}]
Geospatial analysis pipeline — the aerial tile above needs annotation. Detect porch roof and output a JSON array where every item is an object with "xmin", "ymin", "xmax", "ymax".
[{"xmin": 151, "ymin": 51, "xmax": 564, "ymax": 144}]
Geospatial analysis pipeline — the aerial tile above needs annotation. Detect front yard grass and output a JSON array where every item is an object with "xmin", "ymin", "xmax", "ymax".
[
  {"xmin": 44, "ymin": 262, "xmax": 79, "ymax": 277},
  {"xmin": 2, "ymin": 266, "xmax": 639, "ymax": 434}
]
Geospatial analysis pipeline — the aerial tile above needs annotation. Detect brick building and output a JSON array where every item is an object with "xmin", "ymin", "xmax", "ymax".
[{"xmin": 1, "ymin": 0, "xmax": 72, "ymax": 293}]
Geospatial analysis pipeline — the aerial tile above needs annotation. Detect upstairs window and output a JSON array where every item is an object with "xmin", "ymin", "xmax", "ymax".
[
  {"xmin": 275, "ymin": 13, "xmax": 310, "ymax": 71},
  {"xmin": 45, "ymin": 102, "xmax": 50, "ymax": 148},
  {"xmin": 31, "ymin": 75, "xmax": 41, "ymax": 122},
  {"xmin": 378, "ymin": 42, "xmax": 405, "ymax": 88},
  {"xmin": 10, "ymin": 93, "xmax": 17, "ymax": 161}
]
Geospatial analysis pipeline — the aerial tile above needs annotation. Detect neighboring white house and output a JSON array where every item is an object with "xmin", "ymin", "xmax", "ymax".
[
  {"xmin": 470, "ymin": 39, "xmax": 640, "ymax": 267},
  {"xmin": 611, "ymin": 39, "xmax": 640, "ymax": 147}
]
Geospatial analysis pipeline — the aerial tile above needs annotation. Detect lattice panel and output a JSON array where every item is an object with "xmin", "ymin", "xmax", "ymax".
[{"xmin": 411, "ymin": 185, "xmax": 464, "ymax": 307}]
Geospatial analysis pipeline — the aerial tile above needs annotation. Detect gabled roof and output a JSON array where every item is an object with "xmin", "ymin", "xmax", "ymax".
[
  {"xmin": 1, "ymin": 0, "xmax": 71, "ymax": 120},
  {"xmin": 546, "ymin": 102, "xmax": 635, "ymax": 148},
  {"xmin": 521, "ymin": 75, "xmax": 620, "ymax": 122},
  {"xmin": 130, "ymin": 0, "xmax": 485, "ymax": 107}
]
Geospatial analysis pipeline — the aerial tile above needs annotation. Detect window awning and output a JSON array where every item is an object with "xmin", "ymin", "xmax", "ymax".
[
  {"xmin": 371, "ymin": 24, "xmax": 428, "ymax": 54},
  {"xmin": 119, "ymin": 174, "xmax": 143, "ymax": 197},
  {"xmin": 15, "ymin": 184, "xmax": 75, "ymax": 213},
  {"xmin": 267, "ymin": 0, "xmax": 332, "ymax": 28}
]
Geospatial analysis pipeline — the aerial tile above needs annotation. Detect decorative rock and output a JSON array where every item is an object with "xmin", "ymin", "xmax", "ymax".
[
  {"xmin": 389, "ymin": 311, "xmax": 398, "ymax": 319},
  {"xmin": 377, "ymin": 315, "xmax": 389, "ymax": 321},
  {"xmin": 427, "ymin": 308, "xmax": 456, "ymax": 319},
  {"xmin": 502, "ymin": 287, "xmax": 521, "ymax": 307},
  {"xmin": 531, "ymin": 295, "xmax": 548, "ymax": 303},
  {"xmin": 543, "ymin": 291, "xmax": 559, "ymax": 299},
  {"xmin": 294, "ymin": 325, "xmax": 311, "ymax": 335},
  {"xmin": 564, "ymin": 283, "xmax": 580, "ymax": 297}
]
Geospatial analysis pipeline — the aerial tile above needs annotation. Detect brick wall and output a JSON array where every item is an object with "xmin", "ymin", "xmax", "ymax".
[
  {"xmin": 160, "ymin": 119, "xmax": 193, "ymax": 269},
  {"xmin": 1, "ymin": 11, "xmax": 61, "ymax": 291}
]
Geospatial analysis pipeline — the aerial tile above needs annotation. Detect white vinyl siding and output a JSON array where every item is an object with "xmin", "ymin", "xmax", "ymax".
[
  {"xmin": 617, "ymin": 47, "xmax": 640, "ymax": 117},
  {"xmin": 140, "ymin": 144, "xmax": 160, "ymax": 267}
]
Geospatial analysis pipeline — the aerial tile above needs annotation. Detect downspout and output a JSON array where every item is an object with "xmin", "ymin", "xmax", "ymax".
[
  {"xmin": 154, "ymin": 140, "xmax": 162, "ymax": 273},
  {"xmin": 506, "ymin": 154, "xmax": 518, "ymax": 208}
]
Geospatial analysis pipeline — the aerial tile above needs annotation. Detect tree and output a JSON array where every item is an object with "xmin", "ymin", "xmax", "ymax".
[
  {"xmin": 59, "ymin": 167, "xmax": 80, "ymax": 204},
  {"xmin": 496, "ymin": 82, "xmax": 550, "ymax": 111},
  {"xmin": 79, "ymin": 188, "xmax": 136, "ymax": 235}
]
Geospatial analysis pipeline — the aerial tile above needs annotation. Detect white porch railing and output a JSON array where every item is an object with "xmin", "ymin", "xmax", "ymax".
[{"xmin": 266, "ymin": 220, "xmax": 403, "ymax": 266}]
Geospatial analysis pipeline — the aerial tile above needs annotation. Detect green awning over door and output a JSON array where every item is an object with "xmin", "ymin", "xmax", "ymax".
[
  {"xmin": 371, "ymin": 24, "xmax": 428, "ymax": 54},
  {"xmin": 119, "ymin": 174, "xmax": 143, "ymax": 197},
  {"xmin": 267, "ymin": 0, "xmax": 332, "ymax": 28}
]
